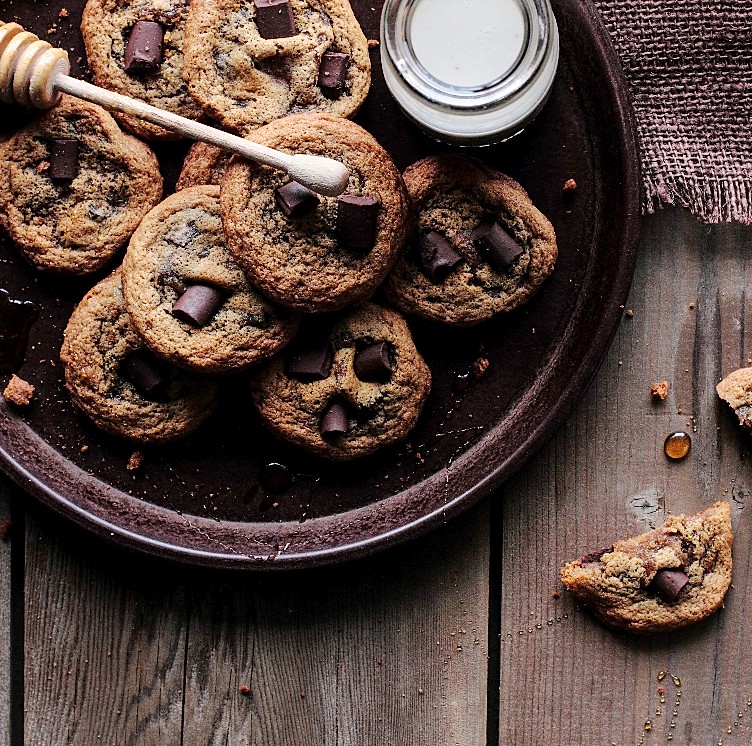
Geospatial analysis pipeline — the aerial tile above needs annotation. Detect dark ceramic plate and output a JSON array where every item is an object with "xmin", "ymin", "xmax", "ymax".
[{"xmin": 0, "ymin": 0, "xmax": 639, "ymax": 569}]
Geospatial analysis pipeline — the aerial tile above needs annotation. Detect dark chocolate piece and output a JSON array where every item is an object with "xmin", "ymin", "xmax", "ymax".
[
  {"xmin": 124, "ymin": 21, "xmax": 164, "ymax": 72},
  {"xmin": 354, "ymin": 341, "xmax": 393, "ymax": 383},
  {"xmin": 471, "ymin": 220, "xmax": 523, "ymax": 272},
  {"xmin": 172, "ymin": 284, "xmax": 224, "ymax": 327},
  {"xmin": 254, "ymin": 0, "xmax": 297, "ymax": 39},
  {"xmin": 320, "ymin": 399, "xmax": 349, "ymax": 437},
  {"xmin": 336, "ymin": 195, "xmax": 380, "ymax": 251},
  {"xmin": 651, "ymin": 568, "xmax": 689, "ymax": 602},
  {"xmin": 274, "ymin": 181, "xmax": 320, "ymax": 218},
  {"xmin": 49, "ymin": 139, "xmax": 78, "ymax": 181},
  {"xmin": 120, "ymin": 351, "xmax": 168, "ymax": 400},
  {"xmin": 418, "ymin": 231, "xmax": 462, "ymax": 283},
  {"xmin": 287, "ymin": 342, "xmax": 333, "ymax": 381},
  {"xmin": 579, "ymin": 546, "xmax": 614, "ymax": 564},
  {"xmin": 318, "ymin": 51, "xmax": 350, "ymax": 99}
]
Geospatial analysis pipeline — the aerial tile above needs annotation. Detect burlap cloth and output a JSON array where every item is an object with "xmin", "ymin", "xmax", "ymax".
[{"xmin": 592, "ymin": 0, "xmax": 752, "ymax": 223}]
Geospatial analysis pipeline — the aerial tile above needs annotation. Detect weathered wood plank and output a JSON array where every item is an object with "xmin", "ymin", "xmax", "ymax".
[
  {"xmin": 497, "ymin": 209, "xmax": 752, "ymax": 744},
  {"xmin": 0, "ymin": 484, "xmax": 11, "ymax": 746},
  {"xmin": 182, "ymin": 501, "xmax": 490, "ymax": 746},
  {"xmin": 23, "ymin": 509, "xmax": 189, "ymax": 746}
]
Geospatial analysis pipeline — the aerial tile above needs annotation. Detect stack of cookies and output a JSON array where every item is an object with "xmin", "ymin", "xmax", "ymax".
[{"xmin": 0, "ymin": 0, "xmax": 558, "ymax": 460}]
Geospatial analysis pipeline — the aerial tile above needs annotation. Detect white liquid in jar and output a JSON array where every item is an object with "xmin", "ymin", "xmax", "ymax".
[{"xmin": 409, "ymin": 0, "xmax": 526, "ymax": 88}]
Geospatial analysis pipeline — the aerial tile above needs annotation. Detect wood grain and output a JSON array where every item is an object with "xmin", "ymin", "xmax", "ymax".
[
  {"xmin": 0, "ymin": 484, "xmax": 11, "ymax": 746},
  {"xmin": 496, "ymin": 209, "xmax": 752, "ymax": 745},
  {"xmin": 181, "ymin": 501, "xmax": 490, "ymax": 746},
  {"xmin": 23, "ymin": 511, "xmax": 189, "ymax": 746},
  {"xmin": 21, "ymin": 497, "xmax": 490, "ymax": 745}
]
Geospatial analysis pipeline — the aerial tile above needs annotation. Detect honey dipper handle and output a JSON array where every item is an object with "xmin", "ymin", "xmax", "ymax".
[{"xmin": 54, "ymin": 75, "xmax": 350, "ymax": 196}]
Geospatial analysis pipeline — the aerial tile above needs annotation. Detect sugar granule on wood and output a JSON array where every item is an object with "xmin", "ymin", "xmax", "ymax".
[{"xmin": 3, "ymin": 375, "xmax": 35, "ymax": 406}]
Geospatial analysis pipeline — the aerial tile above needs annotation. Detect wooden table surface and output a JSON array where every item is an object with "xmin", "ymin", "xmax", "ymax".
[{"xmin": 3, "ymin": 207, "xmax": 752, "ymax": 745}]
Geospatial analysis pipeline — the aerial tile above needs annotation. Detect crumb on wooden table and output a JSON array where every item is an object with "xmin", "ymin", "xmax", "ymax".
[
  {"xmin": 367, "ymin": 39, "xmax": 379, "ymax": 48},
  {"xmin": 563, "ymin": 178, "xmax": 577, "ymax": 192},
  {"xmin": 651, "ymin": 380, "xmax": 669, "ymax": 400},
  {"xmin": 3, "ymin": 375, "xmax": 35, "ymax": 406}
]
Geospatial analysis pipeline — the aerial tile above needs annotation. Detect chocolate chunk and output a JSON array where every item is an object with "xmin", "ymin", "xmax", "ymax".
[
  {"xmin": 287, "ymin": 342, "xmax": 333, "ymax": 381},
  {"xmin": 254, "ymin": 0, "xmax": 297, "ymax": 39},
  {"xmin": 336, "ymin": 195, "xmax": 380, "ymax": 251},
  {"xmin": 471, "ymin": 220, "xmax": 523, "ymax": 272},
  {"xmin": 579, "ymin": 546, "xmax": 613, "ymax": 564},
  {"xmin": 172, "ymin": 284, "xmax": 224, "ymax": 327},
  {"xmin": 124, "ymin": 21, "xmax": 164, "ymax": 72},
  {"xmin": 49, "ymin": 139, "xmax": 78, "ymax": 181},
  {"xmin": 320, "ymin": 399, "xmax": 349, "ymax": 437},
  {"xmin": 354, "ymin": 341, "xmax": 393, "ymax": 383},
  {"xmin": 120, "ymin": 351, "xmax": 168, "ymax": 400},
  {"xmin": 651, "ymin": 568, "xmax": 689, "ymax": 602},
  {"xmin": 318, "ymin": 51, "xmax": 350, "ymax": 99},
  {"xmin": 274, "ymin": 181, "xmax": 320, "ymax": 218},
  {"xmin": 418, "ymin": 231, "xmax": 462, "ymax": 283}
]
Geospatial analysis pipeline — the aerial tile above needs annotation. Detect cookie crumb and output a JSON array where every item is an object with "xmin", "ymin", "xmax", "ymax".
[
  {"xmin": 3, "ymin": 375, "xmax": 35, "ymax": 406},
  {"xmin": 563, "ymin": 178, "xmax": 577, "ymax": 192},
  {"xmin": 238, "ymin": 684, "xmax": 251, "ymax": 696},
  {"xmin": 59, "ymin": 8, "xmax": 69, "ymax": 17},
  {"xmin": 0, "ymin": 520, "xmax": 11, "ymax": 542},
  {"xmin": 367, "ymin": 38, "xmax": 379, "ymax": 48},
  {"xmin": 552, "ymin": 590, "xmax": 560, "ymax": 599},
  {"xmin": 80, "ymin": 444, "xmax": 89, "ymax": 453},
  {"xmin": 127, "ymin": 451, "xmax": 145, "ymax": 471},
  {"xmin": 36, "ymin": 161, "xmax": 50, "ymax": 173},
  {"xmin": 472, "ymin": 357, "xmax": 490, "ymax": 379},
  {"xmin": 689, "ymin": 302, "xmax": 696, "ymax": 309},
  {"xmin": 624, "ymin": 308, "xmax": 634, "ymax": 318},
  {"xmin": 650, "ymin": 381, "xmax": 669, "ymax": 400}
]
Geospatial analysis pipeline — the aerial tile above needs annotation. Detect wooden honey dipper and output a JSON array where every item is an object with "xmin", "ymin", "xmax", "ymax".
[{"xmin": 0, "ymin": 20, "xmax": 351, "ymax": 196}]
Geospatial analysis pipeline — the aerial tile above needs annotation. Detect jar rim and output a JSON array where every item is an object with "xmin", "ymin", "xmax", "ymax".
[{"xmin": 380, "ymin": 0, "xmax": 553, "ymax": 110}]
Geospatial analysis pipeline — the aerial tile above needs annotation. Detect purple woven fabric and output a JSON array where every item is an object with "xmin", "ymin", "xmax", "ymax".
[{"xmin": 592, "ymin": 0, "xmax": 752, "ymax": 223}]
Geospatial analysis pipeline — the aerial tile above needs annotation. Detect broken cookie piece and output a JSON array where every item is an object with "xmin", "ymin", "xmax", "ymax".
[
  {"xmin": 3, "ymin": 374, "xmax": 35, "ymax": 406},
  {"xmin": 717, "ymin": 367, "xmax": 752, "ymax": 431},
  {"xmin": 560, "ymin": 502, "xmax": 732, "ymax": 634}
]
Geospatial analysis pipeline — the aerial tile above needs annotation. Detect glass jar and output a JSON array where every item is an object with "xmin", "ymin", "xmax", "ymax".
[{"xmin": 380, "ymin": 0, "xmax": 560, "ymax": 146}]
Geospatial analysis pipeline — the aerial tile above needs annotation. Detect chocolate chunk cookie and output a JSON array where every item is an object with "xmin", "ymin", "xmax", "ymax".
[
  {"xmin": 221, "ymin": 113, "xmax": 409, "ymax": 313},
  {"xmin": 0, "ymin": 96, "xmax": 162, "ymax": 274},
  {"xmin": 717, "ymin": 367, "xmax": 752, "ymax": 432},
  {"xmin": 183, "ymin": 0, "xmax": 370, "ymax": 133},
  {"xmin": 122, "ymin": 186, "xmax": 299, "ymax": 373},
  {"xmin": 560, "ymin": 502, "xmax": 733, "ymax": 634},
  {"xmin": 82, "ymin": 0, "xmax": 206, "ymax": 140},
  {"xmin": 251, "ymin": 303, "xmax": 431, "ymax": 460},
  {"xmin": 175, "ymin": 142, "xmax": 231, "ymax": 191},
  {"xmin": 384, "ymin": 155, "xmax": 558, "ymax": 325},
  {"xmin": 61, "ymin": 270, "xmax": 219, "ymax": 443}
]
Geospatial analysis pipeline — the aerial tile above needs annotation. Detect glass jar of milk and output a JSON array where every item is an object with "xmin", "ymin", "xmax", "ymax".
[{"xmin": 380, "ymin": 0, "xmax": 559, "ymax": 145}]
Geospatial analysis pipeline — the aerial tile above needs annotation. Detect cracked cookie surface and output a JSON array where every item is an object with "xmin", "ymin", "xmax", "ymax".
[
  {"xmin": 221, "ymin": 113, "xmax": 409, "ymax": 313},
  {"xmin": 61, "ymin": 270, "xmax": 219, "ymax": 443},
  {"xmin": 0, "ymin": 96, "xmax": 162, "ymax": 274},
  {"xmin": 716, "ymin": 367, "xmax": 752, "ymax": 431},
  {"xmin": 384, "ymin": 154, "xmax": 558, "ymax": 325},
  {"xmin": 122, "ymin": 186, "xmax": 300, "ymax": 373},
  {"xmin": 82, "ymin": 0, "xmax": 206, "ymax": 140},
  {"xmin": 183, "ymin": 0, "xmax": 370, "ymax": 133},
  {"xmin": 176, "ymin": 143, "xmax": 232, "ymax": 191},
  {"xmin": 251, "ymin": 303, "xmax": 431, "ymax": 460},
  {"xmin": 560, "ymin": 502, "xmax": 733, "ymax": 634}
]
